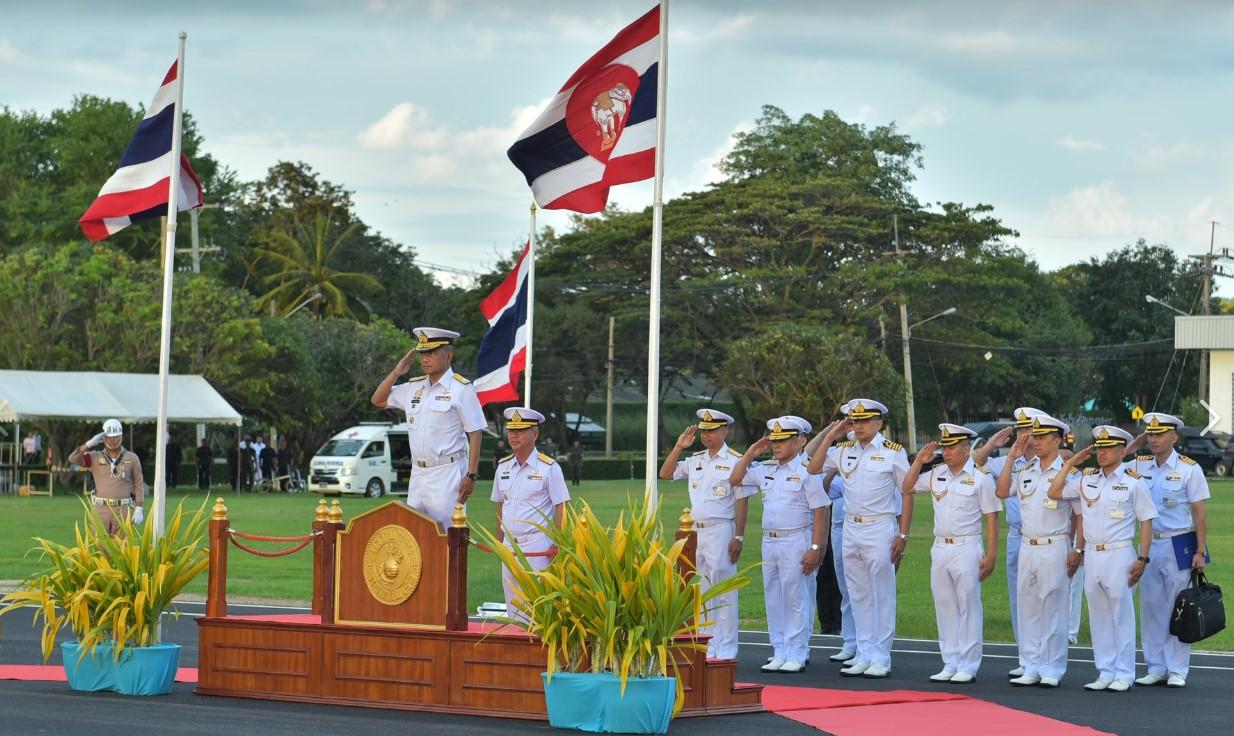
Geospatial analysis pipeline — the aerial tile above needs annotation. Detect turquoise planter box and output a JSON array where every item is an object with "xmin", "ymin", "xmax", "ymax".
[
  {"xmin": 61, "ymin": 642, "xmax": 181, "ymax": 696},
  {"xmin": 542, "ymin": 672, "xmax": 676, "ymax": 734}
]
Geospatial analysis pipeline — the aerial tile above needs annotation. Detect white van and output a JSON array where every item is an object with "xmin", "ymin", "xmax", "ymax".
[{"xmin": 308, "ymin": 423, "xmax": 411, "ymax": 497}]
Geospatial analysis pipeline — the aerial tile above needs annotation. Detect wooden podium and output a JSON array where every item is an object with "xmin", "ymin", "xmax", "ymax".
[{"xmin": 195, "ymin": 500, "xmax": 761, "ymax": 719}]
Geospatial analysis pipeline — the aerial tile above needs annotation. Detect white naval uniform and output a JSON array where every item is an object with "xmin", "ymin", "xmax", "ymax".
[
  {"xmin": 1008, "ymin": 454, "xmax": 1078, "ymax": 680},
  {"xmin": 492, "ymin": 449, "xmax": 570, "ymax": 620},
  {"xmin": 758, "ymin": 453, "xmax": 831, "ymax": 664},
  {"xmin": 821, "ymin": 433, "xmax": 909, "ymax": 669},
  {"xmin": 386, "ymin": 367, "xmax": 487, "ymax": 528},
  {"xmin": 912, "ymin": 458, "xmax": 1001, "ymax": 676},
  {"xmin": 1061, "ymin": 466, "xmax": 1158, "ymax": 683},
  {"xmin": 986, "ymin": 454, "xmax": 1028, "ymax": 647},
  {"xmin": 1124, "ymin": 452, "xmax": 1210, "ymax": 680},
  {"xmin": 672, "ymin": 444, "xmax": 757, "ymax": 659},
  {"xmin": 827, "ymin": 475, "xmax": 856, "ymax": 653}
]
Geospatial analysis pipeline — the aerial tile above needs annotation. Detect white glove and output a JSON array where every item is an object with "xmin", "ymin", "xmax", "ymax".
[
  {"xmin": 132, "ymin": 506, "xmax": 145, "ymax": 525},
  {"xmin": 87, "ymin": 433, "xmax": 106, "ymax": 449}
]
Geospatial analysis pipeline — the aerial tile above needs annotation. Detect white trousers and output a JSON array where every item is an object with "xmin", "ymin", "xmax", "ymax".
[
  {"xmin": 501, "ymin": 533, "xmax": 553, "ymax": 624},
  {"xmin": 831, "ymin": 522, "xmax": 856, "ymax": 650},
  {"xmin": 762, "ymin": 531, "xmax": 816, "ymax": 663},
  {"xmin": 1140, "ymin": 537, "xmax": 1194, "ymax": 678},
  {"xmin": 1007, "ymin": 529, "xmax": 1021, "ymax": 644},
  {"xmin": 842, "ymin": 517, "xmax": 897, "ymax": 668},
  {"xmin": 931, "ymin": 540, "xmax": 985, "ymax": 675},
  {"xmin": 406, "ymin": 462, "xmax": 463, "ymax": 529},
  {"xmin": 695, "ymin": 520, "xmax": 740, "ymax": 659},
  {"xmin": 1016, "ymin": 540, "xmax": 1070, "ymax": 679},
  {"xmin": 1070, "ymin": 566, "xmax": 1084, "ymax": 640},
  {"xmin": 1085, "ymin": 546, "xmax": 1137, "ymax": 683}
]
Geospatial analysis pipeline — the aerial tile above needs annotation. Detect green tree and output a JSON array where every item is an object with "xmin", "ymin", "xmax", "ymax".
[{"xmin": 254, "ymin": 213, "xmax": 383, "ymax": 319}]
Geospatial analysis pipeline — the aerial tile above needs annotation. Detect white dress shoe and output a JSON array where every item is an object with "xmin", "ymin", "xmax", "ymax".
[
  {"xmin": 1007, "ymin": 666, "xmax": 1024, "ymax": 678},
  {"xmin": 1068, "ymin": 635, "xmax": 1079, "ymax": 645},
  {"xmin": 1107, "ymin": 680, "xmax": 1131, "ymax": 692},
  {"xmin": 829, "ymin": 648, "xmax": 857, "ymax": 662},
  {"xmin": 862, "ymin": 663, "xmax": 891, "ymax": 679},
  {"xmin": 1135, "ymin": 673, "xmax": 1166, "ymax": 686},
  {"xmin": 1167, "ymin": 673, "xmax": 1187, "ymax": 688},
  {"xmin": 929, "ymin": 668, "xmax": 957, "ymax": 682},
  {"xmin": 1009, "ymin": 674, "xmax": 1041, "ymax": 687},
  {"xmin": 761, "ymin": 657, "xmax": 785, "ymax": 672},
  {"xmin": 778, "ymin": 660, "xmax": 806, "ymax": 673},
  {"xmin": 1084, "ymin": 677, "xmax": 1113, "ymax": 691},
  {"xmin": 840, "ymin": 660, "xmax": 871, "ymax": 677},
  {"xmin": 1038, "ymin": 676, "xmax": 1060, "ymax": 688},
  {"xmin": 950, "ymin": 672, "xmax": 975, "ymax": 684}
]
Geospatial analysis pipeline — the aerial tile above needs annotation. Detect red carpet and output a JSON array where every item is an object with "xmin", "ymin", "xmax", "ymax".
[
  {"xmin": 0, "ymin": 664, "xmax": 198, "ymax": 683},
  {"xmin": 759, "ymin": 685, "xmax": 1114, "ymax": 736}
]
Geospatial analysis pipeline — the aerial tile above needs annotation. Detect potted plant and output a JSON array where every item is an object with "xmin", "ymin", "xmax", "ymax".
[
  {"xmin": 0, "ymin": 497, "xmax": 210, "ymax": 696},
  {"xmin": 476, "ymin": 493, "xmax": 750, "ymax": 734}
]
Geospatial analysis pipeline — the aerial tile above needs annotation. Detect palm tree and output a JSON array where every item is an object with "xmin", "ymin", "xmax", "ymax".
[{"xmin": 255, "ymin": 213, "xmax": 382, "ymax": 319}]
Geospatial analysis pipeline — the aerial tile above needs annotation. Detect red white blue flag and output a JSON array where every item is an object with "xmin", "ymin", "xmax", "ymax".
[
  {"xmin": 474, "ymin": 241, "xmax": 531, "ymax": 405},
  {"xmin": 507, "ymin": 5, "xmax": 659, "ymax": 214},
  {"xmin": 78, "ymin": 61, "xmax": 203, "ymax": 242}
]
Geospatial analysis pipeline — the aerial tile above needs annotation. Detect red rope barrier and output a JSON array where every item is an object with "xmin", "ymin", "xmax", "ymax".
[
  {"xmin": 226, "ymin": 529, "xmax": 318, "ymax": 558},
  {"xmin": 229, "ymin": 530, "xmax": 318, "ymax": 543}
]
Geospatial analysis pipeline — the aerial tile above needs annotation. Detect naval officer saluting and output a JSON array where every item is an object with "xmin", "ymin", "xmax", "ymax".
[{"xmin": 372, "ymin": 327, "xmax": 487, "ymax": 529}]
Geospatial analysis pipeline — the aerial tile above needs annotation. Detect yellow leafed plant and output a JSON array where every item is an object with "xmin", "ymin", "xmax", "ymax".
[
  {"xmin": 473, "ymin": 491, "xmax": 753, "ymax": 715},
  {"xmin": 0, "ymin": 496, "xmax": 211, "ymax": 662}
]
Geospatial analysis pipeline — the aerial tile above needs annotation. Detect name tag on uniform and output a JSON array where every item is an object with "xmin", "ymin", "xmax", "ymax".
[
  {"xmin": 712, "ymin": 484, "xmax": 727, "ymax": 497},
  {"xmin": 715, "ymin": 465, "xmax": 730, "ymax": 472},
  {"xmin": 500, "ymin": 473, "xmax": 511, "ymax": 481},
  {"xmin": 529, "ymin": 472, "xmax": 543, "ymax": 481},
  {"xmin": 1044, "ymin": 499, "xmax": 1058, "ymax": 509},
  {"xmin": 695, "ymin": 464, "xmax": 703, "ymax": 472},
  {"xmin": 1110, "ymin": 509, "xmax": 1126, "ymax": 520},
  {"xmin": 1113, "ymin": 483, "xmax": 1128, "ymax": 492},
  {"xmin": 434, "ymin": 394, "xmax": 451, "ymax": 401},
  {"xmin": 787, "ymin": 475, "xmax": 802, "ymax": 483},
  {"xmin": 1165, "ymin": 497, "xmax": 1179, "ymax": 507},
  {"xmin": 871, "ymin": 454, "xmax": 885, "ymax": 462},
  {"xmin": 960, "ymin": 478, "xmax": 975, "ymax": 486},
  {"xmin": 1166, "ymin": 473, "xmax": 1182, "ymax": 483}
]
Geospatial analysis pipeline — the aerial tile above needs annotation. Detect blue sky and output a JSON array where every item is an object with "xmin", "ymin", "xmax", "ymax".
[{"xmin": 1, "ymin": 0, "xmax": 1232, "ymax": 289}]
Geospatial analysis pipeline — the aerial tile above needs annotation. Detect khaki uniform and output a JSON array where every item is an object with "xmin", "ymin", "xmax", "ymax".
[{"xmin": 78, "ymin": 448, "xmax": 144, "ymax": 535}]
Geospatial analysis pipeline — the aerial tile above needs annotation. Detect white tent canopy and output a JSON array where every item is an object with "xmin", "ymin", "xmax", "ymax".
[{"xmin": 0, "ymin": 370, "xmax": 242, "ymax": 426}]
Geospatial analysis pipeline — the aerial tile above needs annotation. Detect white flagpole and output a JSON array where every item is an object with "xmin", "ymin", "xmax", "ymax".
[
  {"xmin": 151, "ymin": 31, "xmax": 188, "ymax": 541},
  {"xmin": 645, "ymin": 0, "xmax": 668, "ymax": 508},
  {"xmin": 524, "ymin": 201, "xmax": 536, "ymax": 409}
]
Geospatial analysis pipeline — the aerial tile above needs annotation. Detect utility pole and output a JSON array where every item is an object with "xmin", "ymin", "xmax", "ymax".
[
  {"xmin": 605, "ymin": 316, "xmax": 615, "ymax": 459},
  {"xmin": 895, "ymin": 215, "xmax": 916, "ymax": 452},
  {"xmin": 1192, "ymin": 221, "xmax": 1228, "ymax": 403}
]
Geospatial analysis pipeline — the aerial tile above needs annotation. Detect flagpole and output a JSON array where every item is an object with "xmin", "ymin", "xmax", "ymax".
[
  {"xmin": 524, "ymin": 201, "xmax": 536, "ymax": 409},
  {"xmin": 644, "ymin": 0, "xmax": 668, "ymax": 509},
  {"xmin": 151, "ymin": 31, "xmax": 187, "ymax": 541}
]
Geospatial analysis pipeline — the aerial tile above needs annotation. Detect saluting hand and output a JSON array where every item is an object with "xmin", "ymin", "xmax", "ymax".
[
  {"xmin": 987, "ymin": 426, "xmax": 1014, "ymax": 449},
  {"xmin": 393, "ymin": 349, "xmax": 417, "ymax": 376},
  {"xmin": 824, "ymin": 419, "xmax": 852, "ymax": 442},
  {"xmin": 675, "ymin": 425, "xmax": 698, "ymax": 451},
  {"xmin": 1067, "ymin": 445, "xmax": 1094, "ymax": 468},
  {"xmin": 1125, "ymin": 432, "xmax": 1147, "ymax": 457},
  {"xmin": 1008, "ymin": 431, "xmax": 1031, "ymax": 460},
  {"xmin": 913, "ymin": 441, "xmax": 938, "ymax": 466},
  {"xmin": 747, "ymin": 435, "xmax": 772, "ymax": 457}
]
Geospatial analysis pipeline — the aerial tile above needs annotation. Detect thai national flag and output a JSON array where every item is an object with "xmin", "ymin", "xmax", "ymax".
[
  {"xmin": 78, "ymin": 61, "xmax": 203, "ymax": 242},
  {"xmin": 474, "ymin": 241, "xmax": 531, "ymax": 406},
  {"xmin": 507, "ymin": 5, "xmax": 659, "ymax": 214}
]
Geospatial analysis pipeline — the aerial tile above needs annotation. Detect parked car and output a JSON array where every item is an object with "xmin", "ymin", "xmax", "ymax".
[{"xmin": 1174, "ymin": 427, "xmax": 1229, "ymax": 476}]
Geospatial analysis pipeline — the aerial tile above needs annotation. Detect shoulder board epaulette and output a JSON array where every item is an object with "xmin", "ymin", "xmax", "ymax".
[
  {"xmin": 1136, "ymin": 455, "xmax": 1153, "ymax": 462},
  {"xmin": 406, "ymin": 375, "xmax": 426, "ymax": 382},
  {"xmin": 500, "ymin": 453, "xmax": 515, "ymax": 463},
  {"xmin": 452, "ymin": 374, "xmax": 471, "ymax": 384},
  {"xmin": 691, "ymin": 449, "xmax": 708, "ymax": 457},
  {"xmin": 1083, "ymin": 468, "xmax": 1098, "ymax": 475},
  {"xmin": 537, "ymin": 452, "xmax": 556, "ymax": 464},
  {"xmin": 1179, "ymin": 455, "xmax": 1197, "ymax": 466},
  {"xmin": 1067, "ymin": 467, "xmax": 1081, "ymax": 475},
  {"xmin": 1124, "ymin": 468, "xmax": 1142, "ymax": 479},
  {"xmin": 728, "ymin": 448, "xmax": 742, "ymax": 457},
  {"xmin": 975, "ymin": 464, "xmax": 990, "ymax": 474},
  {"xmin": 883, "ymin": 440, "xmax": 904, "ymax": 452},
  {"xmin": 837, "ymin": 440, "xmax": 855, "ymax": 448}
]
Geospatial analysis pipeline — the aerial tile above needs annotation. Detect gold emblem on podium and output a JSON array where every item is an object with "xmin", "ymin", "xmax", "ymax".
[{"xmin": 362, "ymin": 525, "xmax": 423, "ymax": 605}]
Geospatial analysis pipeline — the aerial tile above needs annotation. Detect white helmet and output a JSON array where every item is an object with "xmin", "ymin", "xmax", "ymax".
[{"xmin": 102, "ymin": 418, "xmax": 124, "ymax": 437}]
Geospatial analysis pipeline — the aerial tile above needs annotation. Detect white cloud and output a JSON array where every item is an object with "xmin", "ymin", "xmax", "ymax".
[
  {"xmin": 1135, "ymin": 142, "xmax": 1207, "ymax": 169},
  {"xmin": 686, "ymin": 121, "xmax": 753, "ymax": 190},
  {"xmin": 0, "ymin": 39, "xmax": 16, "ymax": 63},
  {"xmin": 1059, "ymin": 135, "xmax": 1104, "ymax": 152},
  {"xmin": 905, "ymin": 104, "xmax": 950, "ymax": 130},
  {"xmin": 1044, "ymin": 180, "xmax": 1167, "ymax": 238},
  {"xmin": 357, "ymin": 102, "xmax": 447, "ymax": 150},
  {"xmin": 934, "ymin": 30, "xmax": 1020, "ymax": 56},
  {"xmin": 674, "ymin": 13, "xmax": 756, "ymax": 43}
]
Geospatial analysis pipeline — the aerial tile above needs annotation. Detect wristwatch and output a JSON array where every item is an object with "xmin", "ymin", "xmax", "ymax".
[
  {"xmin": 1073, "ymin": 548, "xmax": 1084, "ymax": 555},
  {"xmin": 898, "ymin": 533, "xmax": 909, "ymax": 541},
  {"xmin": 809, "ymin": 543, "xmax": 820, "ymax": 551},
  {"xmin": 1137, "ymin": 555, "xmax": 1150, "ymax": 564},
  {"xmin": 734, "ymin": 535, "xmax": 744, "ymax": 543},
  {"xmin": 465, "ymin": 472, "xmax": 480, "ymax": 481}
]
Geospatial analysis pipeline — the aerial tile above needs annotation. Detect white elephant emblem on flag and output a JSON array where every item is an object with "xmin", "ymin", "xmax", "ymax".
[{"xmin": 591, "ymin": 82, "xmax": 633, "ymax": 152}]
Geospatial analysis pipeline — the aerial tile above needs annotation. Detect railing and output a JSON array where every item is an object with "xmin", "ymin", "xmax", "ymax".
[{"xmin": 205, "ymin": 497, "xmax": 344, "ymax": 621}]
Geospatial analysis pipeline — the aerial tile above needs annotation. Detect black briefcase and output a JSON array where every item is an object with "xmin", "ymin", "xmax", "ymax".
[{"xmin": 1170, "ymin": 572, "xmax": 1225, "ymax": 644}]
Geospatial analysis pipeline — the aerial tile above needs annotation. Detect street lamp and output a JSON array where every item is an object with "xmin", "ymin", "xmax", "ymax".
[
  {"xmin": 903, "ymin": 307, "xmax": 957, "ymax": 453},
  {"xmin": 286, "ymin": 292, "xmax": 324, "ymax": 318},
  {"xmin": 1145, "ymin": 293, "xmax": 1188, "ymax": 317}
]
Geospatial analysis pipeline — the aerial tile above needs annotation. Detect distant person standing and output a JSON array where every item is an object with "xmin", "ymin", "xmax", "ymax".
[
  {"xmin": 259, "ymin": 443, "xmax": 276, "ymax": 488},
  {"xmin": 68, "ymin": 419, "xmax": 144, "ymax": 535},
  {"xmin": 165, "ymin": 434, "xmax": 183, "ymax": 489},
  {"xmin": 196, "ymin": 438, "xmax": 213, "ymax": 490},
  {"xmin": 568, "ymin": 440, "xmax": 584, "ymax": 486},
  {"xmin": 22, "ymin": 431, "xmax": 40, "ymax": 465},
  {"xmin": 239, "ymin": 438, "xmax": 256, "ymax": 493},
  {"xmin": 252, "ymin": 435, "xmax": 268, "ymax": 483},
  {"xmin": 372, "ymin": 327, "xmax": 485, "ymax": 529},
  {"xmin": 277, "ymin": 438, "xmax": 295, "ymax": 491}
]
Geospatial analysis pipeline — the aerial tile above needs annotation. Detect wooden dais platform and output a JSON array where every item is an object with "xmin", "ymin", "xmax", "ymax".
[{"xmin": 195, "ymin": 500, "xmax": 762, "ymax": 719}]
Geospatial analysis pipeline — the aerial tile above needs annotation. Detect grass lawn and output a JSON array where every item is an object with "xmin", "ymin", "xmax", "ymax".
[{"xmin": 2, "ymin": 477, "xmax": 1230, "ymax": 651}]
